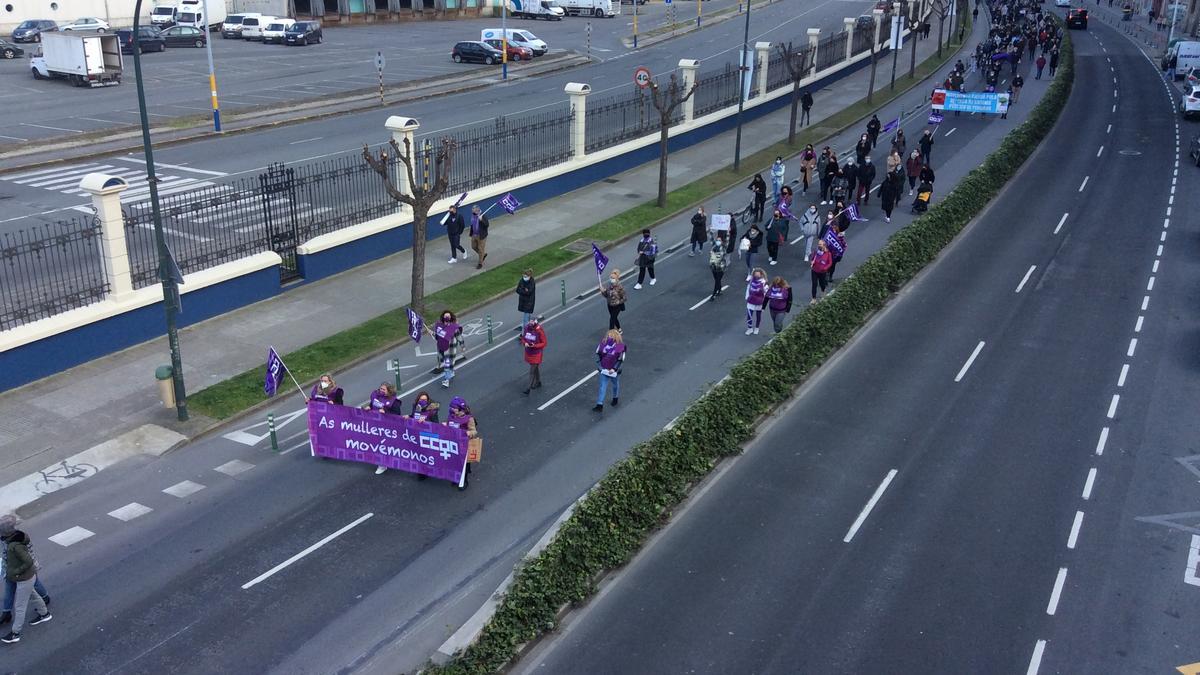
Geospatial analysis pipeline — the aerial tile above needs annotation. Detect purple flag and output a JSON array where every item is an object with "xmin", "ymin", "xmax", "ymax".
[
  {"xmin": 407, "ymin": 307, "xmax": 423, "ymax": 343},
  {"xmin": 306, "ymin": 402, "xmax": 469, "ymax": 483},
  {"xmin": 882, "ymin": 117, "xmax": 900, "ymax": 133},
  {"xmin": 823, "ymin": 228, "xmax": 845, "ymax": 257},
  {"xmin": 845, "ymin": 203, "xmax": 865, "ymax": 222},
  {"xmin": 778, "ymin": 201, "xmax": 794, "ymax": 220},
  {"xmin": 264, "ymin": 347, "xmax": 286, "ymax": 398},
  {"xmin": 592, "ymin": 243, "xmax": 609, "ymax": 277},
  {"xmin": 499, "ymin": 193, "xmax": 522, "ymax": 214}
]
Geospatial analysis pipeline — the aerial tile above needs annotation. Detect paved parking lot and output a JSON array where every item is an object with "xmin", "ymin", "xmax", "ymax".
[{"xmin": 0, "ymin": 0, "xmax": 738, "ymax": 145}]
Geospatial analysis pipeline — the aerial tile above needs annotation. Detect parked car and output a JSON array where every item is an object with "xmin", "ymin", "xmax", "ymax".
[
  {"xmin": 240, "ymin": 15, "xmax": 274, "ymax": 41},
  {"xmin": 221, "ymin": 13, "xmax": 260, "ymax": 39},
  {"xmin": 161, "ymin": 25, "xmax": 207, "ymax": 47},
  {"xmin": 620, "ymin": 0, "xmax": 647, "ymax": 4},
  {"xmin": 261, "ymin": 19, "xmax": 295, "ymax": 44},
  {"xmin": 1054, "ymin": 0, "xmax": 1070, "ymax": 6},
  {"xmin": 1184, "ymin": 65, "xmax": 1200, "ymax": 88},
  {"xmin": 483, "ymin": 38, "xmax": 533, "ymax": 61},
  {"xmin": 115, "ymin": 27, "xmax": 166, "ymax": 54},
  {"xmin": 11, "ymin": 19, "xmax": 58, "ymax": 43},
  {"xmin": 452, "ymin": 40, "xmax": 503, "ymax": 65},
  {"xmin": 60, "ymin": 17, "xmax": 111, "ymax": 32},
  {"xmin": 283, "ymin": 21, "xmax": 323, "ymax": 45},
  {"xmin": 1181, "ymin": 83, "xmax": 1200, "ymax": 119},
  {"xmin": 1190, "ymin": 134, "xmax": 1200, "ymax": 166},
  {"xmin": 0, "ymin": 38, "xmax": 25, "ymax": 59}
]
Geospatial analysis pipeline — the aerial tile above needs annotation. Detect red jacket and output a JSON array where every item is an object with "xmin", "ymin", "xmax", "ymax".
[
  {"xmin": 811, "ymin": 249, "xmax": 833, "ymax": 274},
  {"xmin": 521, "ymin": 324, "xmax": 547, "ymax": 365}
]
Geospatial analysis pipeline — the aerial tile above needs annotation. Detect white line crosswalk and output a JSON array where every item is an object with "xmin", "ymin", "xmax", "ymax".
[{"xmin": 2, "ymin": 161, "xmax": 227, "ymax": 203}]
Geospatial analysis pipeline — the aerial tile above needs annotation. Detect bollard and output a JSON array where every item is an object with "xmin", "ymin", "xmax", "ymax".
[
  {"xmin": 392, "ymin": 358, "xmax": 402, "ymax": 391},
  {"xmin": 269, "ymin": 412, "xmax": 278, "ymax": 452},
  {"xmin": 561, "ymin": 279, "xmax": 567, "ymax": 307},
  {"xmin": 487, "ymin": 314, "xmax": 494, "ymax": 345}
]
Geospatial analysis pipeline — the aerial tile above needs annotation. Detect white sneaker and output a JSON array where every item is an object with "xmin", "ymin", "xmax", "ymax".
[
  {"xmin": 634, "ymin": 283, "xmax": 642, "ymax": 290},
  {"xmin": 909, "ymin": 190, "xmax": 914, "ymax": 196},
  {"xmin": 885, "ymin": 216, "xmax": 891, "ymax": 223},
  {"xmin": 753, "ymin": 327, "xmax": 760, "ymax": 335},
  {"xmin": 448, "ymin": 258, "xmax": 457, "ymax": 264},
  {"xmin": 745, "ymin": 328, "xmax": 754, "ymax": 335},
  {"xmin": 375, "ymin": 466, "xmax": 387, "ymax": 475},
  {"xmin": 650, "ymin": 278, "xmax": 656, "ymax": 286},
  {"xmin": 441, "ymin": 379, "xmax": 450, "ymax": 388},
  {"xmin": 769, "ymin": 260, "xmax": 777, "ymax": 265},
  {"xmin": 820, "ymin": 200, "xmax": 828, "ymax": 205}
]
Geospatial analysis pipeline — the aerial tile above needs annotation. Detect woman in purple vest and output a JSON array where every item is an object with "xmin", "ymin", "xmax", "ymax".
[
  {"xmin": 446, "ymin": 397, "xmax": 478, "ymax": 438},
  {"xmin": 593, "ymin": 329, "xmax": 626, "ymax": 413},
  {"xmin": 767, "ymin": 277, "xmax": 793, "ymax": 333},
  {"xmin": 744, "ymin": 268, "xmax": 768, "ymax": 335},
  {"xmin": 428, "ymin": 310, "xmax": 464, "ymax": 388},
  {"xmin": 409, "ymin": 391, "xmax": 440, "ymax": 423},
  {"xmin": 366, "ymin": 382, "xmax": 403, "ymax": 475},
  {"xmin": 308, "ymin": 373, "xmax": 344, "ymax": 405}
]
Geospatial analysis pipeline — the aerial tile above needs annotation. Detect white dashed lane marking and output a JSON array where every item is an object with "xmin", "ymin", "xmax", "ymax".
[
  {"xmin": 215, "ymin": 459, "xmax": 256, "ymax": 477},
  {"xmin": 108, "ymin": 502, "xmax": 153, "ymax": 522},
  {"xmin": 49, "ymin": 526, "xmax": 95, "ymax": 547},
  {"xmin": 163, "ymin": 480, "xmax": 206, "ymax": 498}
]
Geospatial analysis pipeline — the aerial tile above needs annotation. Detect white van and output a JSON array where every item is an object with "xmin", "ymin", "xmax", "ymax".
[
  {"xmin": 221, "ymin": 13, "xmax": 260, "ymax": 39},
  {"xmin": 241, "ymin": 15, "xmax": 275, "ymax": 41},
  {"xmin": 1166, "ymin": 41, "xmax": 1200, "ymax": 79},
  {"xmin": 261, "ymin": 18, "xmax": 296, "ymax": 44},
  {"xmin": 480, "ymin": 28, "xmax": 547, "ymax": 56},
  {"xmin": 557, "ymin": 0, "xmax": 620, "ymax": 17}
]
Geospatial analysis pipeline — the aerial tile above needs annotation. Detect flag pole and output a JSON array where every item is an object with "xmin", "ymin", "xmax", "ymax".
[{"xmin": 273, "ymin": 346, "xmax": 307, "ymax": 399}]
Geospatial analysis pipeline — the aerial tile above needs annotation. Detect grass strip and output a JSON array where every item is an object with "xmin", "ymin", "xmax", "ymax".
[
  {"xmin": 426, "ymin": 18, "xmax": 1073, "ymax": 675},
  {"xmin": 188, "ymin": 34, "xmax": 966, "ymax": 421}
]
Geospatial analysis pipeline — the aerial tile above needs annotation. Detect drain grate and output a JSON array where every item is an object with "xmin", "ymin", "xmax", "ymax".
[
  {"xmin": 562, "ymin": 239, "xmax": 593, "ymax": 253},
  {"xmin": 602, "ymin": 178, "xmax": 620, "ymax": 184}
]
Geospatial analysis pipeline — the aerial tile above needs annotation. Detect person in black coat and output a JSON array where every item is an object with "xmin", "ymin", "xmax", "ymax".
[
  {"xmin": 748, "ymin": 174, "xmax": 767, "ymax": 223},
  {"xmin": 515, "ymin": 269, "xmax": 536, "ymax": 327},
  {"xmin": 800, "ymin": 90, "xmax": 814, "ymax": 125},
  {"xmin": 445, "ymin": 205, "xmax": 466, "ymax": 264},
  {"xmin": 866, "ymin": 115, "xmax": 882, "ymax": 148},
  {"xmin": 856, "ymin": 157, "xmax": 876, "ymax": 205},
  {"xmin": 689, "ymin": 206, "xmax": 708, "ymax": 256},
  {"xmin": 470, "ymin": 205, "xmax": 490, "ymax": 269}
]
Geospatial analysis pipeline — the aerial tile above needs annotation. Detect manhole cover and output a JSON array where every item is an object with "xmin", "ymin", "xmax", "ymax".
[
  {"xmin": 561, "ymin": 239, "xmax": 593, "ymax": 254},
  {"xmin": 1118, "ymin": 149, "xmax": 1142, "ymax": 156},
  {"xmin": 602, "ymin": 178, "xmax": 620, "ymax": 184}
]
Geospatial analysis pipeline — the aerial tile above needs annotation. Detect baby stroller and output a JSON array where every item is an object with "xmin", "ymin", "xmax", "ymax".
[{"xmin": 912, "ymin": 181, "xmax": 933, "ymax": 214}]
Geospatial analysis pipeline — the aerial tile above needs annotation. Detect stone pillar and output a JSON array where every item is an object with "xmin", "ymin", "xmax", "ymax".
[
  {"xmin": 807, "ymin": 28, "xmax": 820, "ymax": 76},
  {"xmin": 679, "ymin": 59, "xmax": 700, "ymax": 124},
  {"xmin": 384, "ymin": 115, "xmax": 420, "ymax": 207},
  {"xmin": 79, "ymin": 173, "xmax": 133, "ymax": 301},
  {"xmin": 893, "ymin": 2, "xmax": 903, "ymax": 47},
  {"xmin": 873, "ymin": 8, "xmax": 885, "ymax": 48},
  {"xmin": 754, "ymin": 41, "xmax": 771, "ymax": 97},
  {"xmin": 844, "ymin": 17, "xmax": 855, "ymax": 60},
  {"xmin": 564, "ymin": 82, "xmax": 591, "ymax": 160}
]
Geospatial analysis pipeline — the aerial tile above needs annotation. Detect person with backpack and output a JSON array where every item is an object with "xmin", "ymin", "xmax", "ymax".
[
  {"xmin": 593, "ymin": 330, "xmax": 626, "ymax": 412},
  {"xmin": 689, "ymin": 206, "xmax": 708, "ymax": 256},
  {"xmin": 764, "ymin": 209, "xmax": 790, "ymax": 266},
  {"xmin": 708, "ymin": 233, "xmax": 729, "ymax": 301},
  {"xmin": 518, "ymin": 318, "xmax": 546, "ymax": 396},
  {"xmin": 0, "ymin": 515, "xmax": 49, "ymax": 629},
  {"xmin": 634, "ymin": 229, "xmax": 658, "ymax": 289},
  {"xmin": 767, "ymin": 277, "xmax": 793, "ymax": 333}
]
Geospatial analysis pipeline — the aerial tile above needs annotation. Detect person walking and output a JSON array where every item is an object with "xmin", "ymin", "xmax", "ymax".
[
  {"xmin": 830, "ymin": 168, "xmax": 849, "ymax": 208},
  {"xmin": 799, "ymin": 204, "xmax": 820, "ymax": 261},
  {"xmin": 1049, "ymin": 49, "xmax": 1059, "ymax": 76},
  {"xmin": 708, "ymin": 233, "xmax": 729, "ymax": 301},
  {"xmin": 744, "ymin": 267, "xmax": 768, "ymax": 335},
  {"xmin": 749, "ymin": 173, "xmax": 768, "ymax": 223},
  {"xmin": 367, "ymin": 383, "xmax": 402, "ymax": 474},
  {"xmin": 740, "ymin": 224, "xmax": 764, "ymax": 280},
  {"xmin": 918, "ymin": 130, "xmax": 935, "ymax": 166},
  {"xmin": 769, "ymin": 158, "xmax": 785, "ymax": 203},
  {"xmin": 469, "ymin": 205, "xmax": 490, "ymax": 269},
  {"xmin": 1167, "ymin": 52, "xmax": 1177, "ymax": 80},
  {"xmin": 1, "ymin": 518, "xmax": 50, "ymax": 644},
  {"xmin": 880, "ymin": 172, "xmax": 899, "ymax": 223},
  {"xmin": 886, "ymin": 147, "xmax": 902, "ymax": 177},
  {"xmin": 800, "ymin": 89, "xmax": 814, "ymax": 125},
  {"xmin": 689, "ymin": 206, "xmax": 708, "ymax": 256},
  {"xmin": 856, "ymin": 156, "xmax": 876, "ymax": 205},
  {"xmin": 0, "ymin": 516, "xmax": 49, "ymax": 629},
  {"xmin": 446, "ymin": 397, "xmax": 478, "ymax": 440},
  {"xmin": 866, "ymin": 114, "xmax": 882, "ymax": 148},
  {"xmin": 309, "ymin": 373, "xmax": 345, "ymax": 405},
  {"xmin": 593, "ymin": 330, "xmax": 626, "ymax": 412},
  {"xmin": 842, "ymin": 159, "xmax": 858, "ymax": 208},
  {"xmin": 634, "ymin": 229, "xmax": 658, "ymax": 289},
  {"xmin": 906, "ymin": 150, "xmax": 923, "ymax": 195},
  {"xmin": 432, "ymin": 310, "xmax": 464, "ymax": 388},
  {"xmin": 919, "ymin": 162, "xmax": 936, "ymax": 187},
  {"xmin": 764, "ymin": 209, "xmax": 789, "ymax": 266},
  {"xmin": 855, "ymin": 133, "xmax": 872, "ymax": 163},
  {"xmin": 408, "ymin": 391, "xmax": 440, "ymax": 423},
  {"xmin": 767, "ymin": 277, "xmax": 793, "ymax": 333},
  {"xmin": 519, "ymin": 318, "xmax": 546, "ymax": 395},
  {"xmin": 800, "ymin": 145, "xmax": 817, "ymax": 194},
  {"xmin": 810, "ymin": 239, "xmax": 832, "ymax": 303},
  {"xmin": 445, "ymin": 204, "xmax": 466, "ymax": 264},
  {"xmin": 825, "ymin": 223, "xmax": 847, "ymax": 281},
  {"xmin": 599, "ymin": 269, "xmax": 626, "ymax": 332},
  {"xmin": 891, "ymin": 129, "xmax": 907, "ymax": 157},
  {"xmin": 1011, "ymin": 73, "xmax": 1024, "ymax": 104},
  {"xmin": 515, "ymin": 269, "xmax": 536, "ymax": 328},
  {"xmin": 1035, "ymin": 53, "xmax": 1046, "ymax": 79}
]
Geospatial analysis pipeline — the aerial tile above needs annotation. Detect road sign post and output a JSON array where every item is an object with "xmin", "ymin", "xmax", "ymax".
[
  {"xmin": 376, "ymin": 51, "xmax": 386, "ymax": 106},
  {"xmin": 634, "ymin": 66, "xmax": 652, "ymax": 88}
]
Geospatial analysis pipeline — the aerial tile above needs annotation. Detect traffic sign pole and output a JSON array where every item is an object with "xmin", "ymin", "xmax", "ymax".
[{"xmin": 376, "ymin": 51, "xmax": 385, "ymax": 106}]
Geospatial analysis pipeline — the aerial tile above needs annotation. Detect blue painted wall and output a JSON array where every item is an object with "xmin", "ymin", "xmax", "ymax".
[{"xmin": 4, "ymin": 264, "xmax": 280, "ymax": 387}]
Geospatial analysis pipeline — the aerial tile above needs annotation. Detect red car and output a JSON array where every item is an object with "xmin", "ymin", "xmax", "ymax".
[{"xmin": 483, "ymin": 38, "xmax": 532, "ymax": 62}]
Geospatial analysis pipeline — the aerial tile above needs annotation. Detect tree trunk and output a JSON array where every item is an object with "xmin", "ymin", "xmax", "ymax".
[
  {"xmin": 657, "ymin": 124, "xmax": 669, "ymax": 207},
  {"xmin": 937, "ymin": 16, "xmax": 946, "ymax": 56},
  {"xmin": 411, "ymin": 212, "xmax": 428, "ymax": 314},
  {"xmin": 909, "ymin": 16, "xmax": 919, "ymax": 77},
  {"xmin": 788, "ymin": 80, "xmax": 799, "ymax": 145}
]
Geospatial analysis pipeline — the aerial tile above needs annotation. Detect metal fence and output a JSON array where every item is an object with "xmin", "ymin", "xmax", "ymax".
[
  {"xmin": 766, "ymin": 44, "xmax": 815, "ymax": 93},
  {"xmin": 1, "ymin": 217, "xmax": 109, "ymax": 331},
  {"xmin": 852, "ymin": 23, "xmax": 878, "ymax": 56},
  {"xmin": 693, "ymin": 63, "xmax": 743, "ymax": 117},
  {"xmin": 815, "ymin": 31, "xmax": 850, "ymax": 72},
  {"xmin": 585, "ymin": 87, "xmax": 663, "ymax": 153},
  {"xmin": 435, "ymin": 106, "xmax": 574, "ymax": 196}
]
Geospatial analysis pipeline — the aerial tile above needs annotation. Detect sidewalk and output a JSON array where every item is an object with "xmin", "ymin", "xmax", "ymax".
[{"xmin": 0, "ymin": 25, "xmax": 962, "ymax": 492}]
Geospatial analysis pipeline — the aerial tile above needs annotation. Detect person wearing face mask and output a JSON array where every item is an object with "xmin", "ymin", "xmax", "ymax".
[
  {"xmin": 447, "ymin": 397, "xmax": 478, "ymax": 438},
  {"xmin": 748, "ymin": 174, "xmax": 767, "ymax": 223},
  {"xmin": 799, "ymin": 204, "xmax": 820, "ymax": 262},
  {"xmin": 428, "ymin": 310, "xmax": 464, "ymax": 388},
  {"xmin": 309, "ymin": 373, "xmax": 344, "ymax": 405},
  {"xmin": 518, "ymin": 318, "xmax": 546, "ymax": 395},
  {"xmin": 599, "ymin": 269, "xmax": 626, "ymax": 332},
  {"xmin": 708, "ymin": 232, "xmax": 729, "ymax": 301},
  {"xmin": 866, "ymin": 114, "xmax": 882, "ymax": 148},
  {"xmin": 764, "ymin": 209, "xmax": 789, "ymax": 266},
  {"xmin": 366, "ymin": 383, "xmax": 402, "ymax": 474},
  {"xmin": 740, "ymin": 224, "xmax": 763, "ymax": 281},
  {"xmin": 593, "ymin": 329, "xmax": 626, "ymax": 412},
  {"xmin": 408, "ymin": 391, "xmax": 441, "ymax": 423},
  {"xmin": 445, "ymin": 204, "xmax": 466, "ymax": 264},
  {"xmin": 689, "ymin": 206, "xmax": 708, "ymax": 256},
  {"xmin": 769, "ymin": 157, "xmax": 785, "ymax": 203},
  {"xmin": 469, "ymin": 205, "xmax": 490, "ymax": 270},
  {"xmin": 800, "ymin": 145, "xmax": 817, "ymax": 195},
  {"xmin": 744, "ymin": 267, "xmax": 768, "ymax": 335},
  {"xmin": 855, "ymin": 133, "xmax": 872, "ymax": 164},
  {"xmin": 767, "ymin": 276, "xmax": 793, "ymax": 333},
  {"xmin": 634, "ymin": 229, "xmax": 658, "ymax": 289},
  {"xmin": 515, "ymin": 269, "xmax": 536, "ymax": 328},
  {"xmin": 810, "ymin": 238, "xmax": 833, "ymax": 303}
]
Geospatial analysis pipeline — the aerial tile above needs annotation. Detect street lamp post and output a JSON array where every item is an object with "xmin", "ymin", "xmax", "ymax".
[
  {"xmin": 201, "ymin": 0, "xmax": 221, "ymax": 131},
  {"xmin": 733, "ymin": 0, "xmax": 752, "ymax": 171},
  {"xmin": 890, "ymin": 0, "xmax": 905, "ymax": 89},
  {"xmin": 133, "ymin": 0, "xmax": 189, "ymax": 422},
  {"xmin": 633, "ymin": 0, "xmax": 639, "ymax": 49},
  {"xmin": 502, "ymin": 0, "xmax": 509, "ymax": 80}
]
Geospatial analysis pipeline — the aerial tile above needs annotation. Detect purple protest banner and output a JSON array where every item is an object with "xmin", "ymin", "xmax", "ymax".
[
  {"xmin": 499, "ymin": 193, "xmax": 522, "ymax": 214},
  {"xmin": 407, "ymin": 307, "xmax": 423, "ymax": 343},
  {"xmin": 307, "ymin": 402, "xmax": 469, "ymax": 484},
  {"xmin": 844, "ymin": 203, "xmax": 865, "ymax": 222}
]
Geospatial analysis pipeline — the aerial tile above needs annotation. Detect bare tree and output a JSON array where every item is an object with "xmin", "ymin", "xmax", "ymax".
[
  {"xmin": 363, "ymin": 136, "xmax": 457, "ymax": 315},
  {"xmin": 777, "ymin": 41, "xmax": 813, "ymax": 146},
  {"xmin": 648, "ymin": 73, "xmax": 697, "ymax": 208},
  {"xmin": 930, "ymin": 0, "xmax": 950, "ymax": 57}
]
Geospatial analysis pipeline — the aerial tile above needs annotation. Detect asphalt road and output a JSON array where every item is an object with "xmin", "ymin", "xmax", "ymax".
[
  {"xmin": 0, "ymin": 0, "xmax": 874, "ymax": 233},
  {"xmin": 0, "ymin": 53, "xmax": 1024, "ymax": 673},
  {"xmin": 0, "ymin": 0, "xmax": 721, "ymax": 145},
  {"xmin": 515, "ymin": 15, "xmax": 1200, "ymax": 675}
]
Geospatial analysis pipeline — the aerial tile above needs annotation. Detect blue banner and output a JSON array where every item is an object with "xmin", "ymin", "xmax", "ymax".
[{"xmin": 931, "ymin": 89, "xmax": 1010, "ymax": 114}]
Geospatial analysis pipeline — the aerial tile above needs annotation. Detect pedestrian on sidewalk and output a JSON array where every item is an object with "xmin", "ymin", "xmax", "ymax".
[
  {"xmin": 745, "ymin": 267, "xmax": 768, "ymax": 335},
  {"xmin": 767, "ymin": 277, "xmax": 793, "ymax": 333},
  {"xmin": 446, "ymin": 397, "xmax": 478, "ymax": 439},
  {"xmin": 593, "ymin": 330, "xmax": 625, "ymax": 412},
  {"xmin": 408, "ymin": 392, "xmax": 440, "ymax": 423},
  {"xmin": 708, "ymin": 233, "xmax": 729, "ymax": 301},
  {"xmin": 855, "ymin": 133, "xmax": 872, "ymax": 163},
  {"xmin": 1011, "ymin": 73, "xmax": 1024, "ymax": 103},
  {"xmin": 866, "ymin": 115, "xmax": 882, "ymax": 148},
  {"xmin": 769, "ymin": 158, "xmax": 785, "ymax": 203},
  {"xmin": 749, "ymin": 173, "xmax": 768, "ymax": 223},
  {"xmin": 799, "ymin": 204, "xmax": 820, "ymax": 260},
  {"xmin": 1, "ymin": 518, "xmax": 50, "ymax": 645},
  {"xmin": 810, "ymin": 239, "xmax": 832, "ymax": 303},
  {"xmin": 0, "ymin": 516, "xmax": 49, "ymax": 629},
  {"xmin": 856, "ymin": 157, "xmax": 876, "ymax": 205},
  {"xmin": 919, "ymin": 130, "xmax": 935, "ymax": 166},
  {"xmin": 1035, "ymin": 53, "xmax": 1046, "ymax": 78},
  {"xmin": 309, "ymin": 374, "xmax": 345, "ymax": 405},
  {"xmin": 800, "ymin": 90, "xmax": 814, "ymax": 125},
  {"xmin": 519, "ymin": 318, "xmax": 546, "ymax": 395},
  {"xmin": 515, "ymin": 269, "xmax": 536, "ymax": 328},
  {"xmin": 599, "ymin": 269, "xmax": 626, "ymax": 332},
  {"xmin": 469, "ymin": 205, "xmax": 490, "ymax": 269},
  {"xmin": 634, "ymin": 229, "xmax": 658, "ymax": 289},
  {"xmin": 367, "ymin": 383, "xmax": 403, "ymax": 474},
  {"xmin": 765, "ymin": 209, "xmax": 789, "ymax": 266},
  {"xmin": 432, "ymin": 310, "xmax": 464, "ymax": 388},
  {"xmin": 801, "ymin": 145, "xmax": 817, "ymax": 194},
  {"xmin": 1166, "ymin": 52, "xmax": 1177, "ymax": 80},
  {"xmin": 906, "ymin": 150, "xmax": 923, "ymax": 194},
  {"xmin": 689, "ymin": 206, "xmax": 708, "ymax": 256},
  {"xmin": 446, "ymin": 204, "xmax": 466, "ymax": 264},
  {"xmin": 880, "ymin": 173, "xmax": 899, "ymax": 223},
  {"xmin": 740, "ymin": 224, "xmax": 764, "ymax": 280}
]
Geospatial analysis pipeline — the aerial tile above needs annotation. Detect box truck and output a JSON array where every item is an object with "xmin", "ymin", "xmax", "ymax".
[
  {"xmin": 176, "ymin": 0, "xmax": 227, "ymax": 31},
  {"xmin": 30, "ymin": 32, "xmax": 122, "ymax": 87},
  {"xmin": 556, "ymin": 0, "xmax": 619, "ymax": 17},
  {"xmin": 151, "ymin": 0, "xmax": 180, "ymax": 28},
  {"xmin": 504, "ymin": 0, "xmax": 564, "ymax": 20}
]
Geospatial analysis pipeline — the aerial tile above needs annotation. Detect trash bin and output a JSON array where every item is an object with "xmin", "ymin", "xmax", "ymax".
[{"xmin": 156, "ymin": 365, "xmax": 175, "ymax": 409}]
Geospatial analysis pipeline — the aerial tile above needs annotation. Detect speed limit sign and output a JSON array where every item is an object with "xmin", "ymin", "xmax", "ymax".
[{"xmin": 633, "ymin": 66, "xmax": 652, "ymax": 88}]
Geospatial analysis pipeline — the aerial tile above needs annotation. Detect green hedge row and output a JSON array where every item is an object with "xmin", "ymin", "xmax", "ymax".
[{"xmin": 427, "ymin": 28, "xmax": 1074, "ymax": 675}]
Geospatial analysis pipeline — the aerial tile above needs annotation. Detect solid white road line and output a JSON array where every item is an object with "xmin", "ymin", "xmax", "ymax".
[
  {"xmin": 1046, "ymin": 567, "xmax": 1068, "ymax": 615},
  {"xmin": 1026, "ymin": 639, "xmax": 1047, "ymax": 675},
  {"xmin": 537, "ymin": 371, "xmax": 598, "ymax": 411},
  {"xmin": 242, "ymin": 513, "xmax": 374, "ymax": 590},
  {"xmin": 1067, "ymin": 510, "xmax": 1084, "ymax": 549},
  {"xmin": 1118, "ymin": 363, "xmax": 1129, "ymax": 387},
  {"xmin": 1078, "ymin": 176, "xmax": 1089, "ymax": 192},
  {"xmin": 1107, "ymin": 395, "xmax": 1120, "ymax": 419},
  {"xmin": 954, "ymin": 341, "xmax": 985, "ymax": 382},
  {"xmin": 1082, "ymin": 467, "xmax": 1097, "ymax": 500},
  {"xmin": 1127, "ymin": 338, "xmax": 1137, "ymax": 358},
  {"xmin": 689, "ymin": 286, "xmax": 729, "ymax": 310},
  {"xmin": 1096, "ymin": 427, "xmax": 1109, "ymax": 456},
  {"xmin": 21, "ymin": 122, "xmax": 85, "ymax": 133},
  {"xmin": 289, "ymin": 137, "xmax": 324, "ymax": 145},
  {"xmin": 0, "ymin": 134, "xmax": 29, "ymax": 141},
  {"xmin": 843, "ymin": 469, "xmax": 897, "ymax": 543},
  {"xmin": 1015, "ymin": 265, "xmax": 1036, "ymax": 293},
  {"xmin": 1054, "ymin": 212, "xmax": 1068, "ymax": 234},
  {"xmin": 281, "ymin": 440, "xmax": 311, "ymax": 455},
  {"xmin": 115, "ymin": 156, "xmax": 229, "ymax": 176}
]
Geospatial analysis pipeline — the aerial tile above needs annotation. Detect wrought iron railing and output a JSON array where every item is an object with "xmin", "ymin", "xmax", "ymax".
[
  {"xmin": 0, "ymin": 216, "xmax": 109, "ymax": 330},
  {"xmin": 434, "ymin": 106, "xmax": 575, "ymax": 196},
  {"xmin": 693, "ymin": 63, "xmax": 743, "ymax": 117},
  {"xmin": 585, "ymin": 87, "xmax": 661, "ymax": 152},
  {"xmin": 815, "ymin": 31, "xmax": 850, "ymax": 72}
]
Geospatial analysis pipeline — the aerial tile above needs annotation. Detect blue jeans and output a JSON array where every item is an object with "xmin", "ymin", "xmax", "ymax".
[
  {"xmin": 597, "ymin": 373, "xmax": 620, "ymax": 404},
  {"xmin": 3, "ymin": 577, "xmax": 48, "ymax": 612},
  {"xmin": 521, "ymin": 312, "xmax": 532, "ymax": 328},
  {"xmin": 744, "ymin": 251, "xmax": 756, "ymax": 273},
  {"xmin": 771, "ymin": 178, "xmax": 782, "ymax": 202}
]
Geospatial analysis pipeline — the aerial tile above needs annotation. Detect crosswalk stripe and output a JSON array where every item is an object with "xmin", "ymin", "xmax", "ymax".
[
  {"xmin": 3, "ymin": 164, "xmax": 107, "ymax": 181},
  {"xmin": 19, "ymin": 167, "xmax": 117, "ymax": 187}
]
